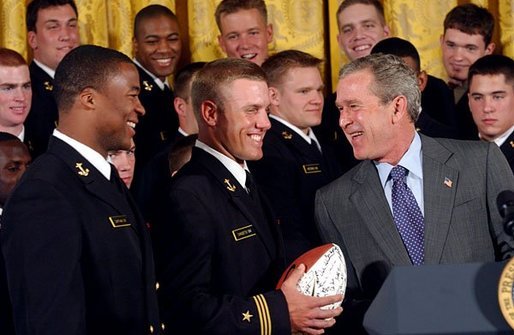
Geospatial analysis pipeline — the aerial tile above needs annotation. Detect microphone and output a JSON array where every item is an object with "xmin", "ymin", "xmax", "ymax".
[{"xmin": 497, "ymin": 190, "xmax": 514, "ymax": 236}]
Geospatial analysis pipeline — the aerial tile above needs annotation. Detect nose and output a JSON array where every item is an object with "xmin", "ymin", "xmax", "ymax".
[
  {"xmin": 239, "ymin": 34, "xmax": 251, "ymax": 50},
  {"xmin": 14, "ymin": 87, "xmax": 27, "ymax": 102},
  {"xmin": 311, "ymin": 90, "xmax": 323, "ymax": 106},
  {"xmin": 339, "ymin": 107, "xmax": 352, "ymax": 130},
  {"xmin": 135, "ymin": 96, "xmax": 145, "ymax": 117},
  {"xmin": 117, "ymin": 153, "xmax": 131, "ymax": 172},
  {"xmin": 157, "ymin": 39, "xmax": 172, "ymax": 53},
  {"xmin": 483, "ymin": 96, "xmax": 494, "ymax": 113}
]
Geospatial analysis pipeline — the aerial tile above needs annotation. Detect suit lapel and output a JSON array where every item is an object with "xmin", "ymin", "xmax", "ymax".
[
  {"xmin": 192, "ymin": 149, "xmax": 276, "ymax": 255},
  {"xmin": 420, "ymin": 135, "xmax": 458, "ymax": 263},
  {"xmin": 350, "ymin": 161, "xmax": 411, "ymax": 264}
]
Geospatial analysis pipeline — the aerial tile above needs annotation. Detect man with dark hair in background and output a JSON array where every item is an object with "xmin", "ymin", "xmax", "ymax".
[
  {"xmin": 24, "ymin": 0, "xmax": 79, "ymax": 157},
  {"xmin": 215, "ymin": 0, "xmax": 273, "ymax": 66},
  {"xmin": 0, "ymin": 133, "xmax": 31, "ymax": 335},
  {"xmin": 132, "ymin": 4, "xmax": 182, "ymax": 177},
  {"xmin": 468, "ymin": 54, "xmax": 514, "ymax": 174},
  {"xmin": 441, "ymin": 3, "xmax": 495, "ymax": 140},
  {"xmin": 1, "ymin": 45, "xmax": 161, "ymax": 335}
]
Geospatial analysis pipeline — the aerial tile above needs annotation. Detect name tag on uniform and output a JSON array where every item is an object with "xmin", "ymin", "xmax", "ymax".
[
  {"xmin": 232, "ymin": 225, "xmax": 256, "ymax": 241},
  {"xmin": 109, "ymin": 215, "xmax": 131, "ymax": 228},
  {"xmin": 303, "ymin": 163, "xmax": 322, "ymax": 174}
]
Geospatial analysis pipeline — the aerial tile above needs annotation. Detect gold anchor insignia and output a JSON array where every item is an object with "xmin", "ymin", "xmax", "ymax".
[
  {"xmin": 242, "ymin": 310, "xmax": 253, "ymax": 322},
  {"xmin": 282, "ymin": 131, "xmax": 292, "ymax": 140},
  {"xmin": 43, "ymin": 81, "xmax": 53, "ymax": 91},
  {"xmin": 142, "ymin": 80, "xmax": 153, "ymax": 91},
  {"xmin": 510, "ymin": 141, "xmax": 514, "ymax": 148},
  {"xmin": 224, "ymin": 179, "xmax": 237, "ymax": 192},
  {"xmin": 75, "ymin": 162, "xmax": 90, "ymax": 176}
]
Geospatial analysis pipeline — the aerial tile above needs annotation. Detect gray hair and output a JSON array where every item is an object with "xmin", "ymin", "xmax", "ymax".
[{"xmin": 339, "ymin": 53, "xmax": 421, "ymax": 122}]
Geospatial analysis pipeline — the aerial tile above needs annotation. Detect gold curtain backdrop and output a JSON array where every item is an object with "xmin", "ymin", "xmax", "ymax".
[{"xmin": 0, "ymin": 0, "xmax": 512, "ymax": 90}]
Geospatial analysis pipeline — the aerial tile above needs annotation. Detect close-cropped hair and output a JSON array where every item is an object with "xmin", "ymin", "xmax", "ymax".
[
  {"xmin": 0, "ymin": 48, "xmax": 28, "ymax": 67},
  {"xmin": 340, "ymin": 53, "xmax": 421, "ymax": 122},
  {"xmin": 215, "ymin": 0, "xmax": 268, "ymax": 30},
  {"xmin": 336, "ymin": 0, "xmax": 385, "ymax": 28},
  {"xmin": 168, "ymin": 134, "xmax": 198, "ymax": 174},
  {"xmin": 26, "ymin": 0, "xmax": 78, "ymax": 32},
  {"xmin": 261, "ymin": 49, "xmax": 322, "ymax": 87},
  {"xmin": 191, "ymin": 58, "xmax": 267, "ymax": 118},
  {"xmin": 443, "ymin": 3, "xmax": 494, "ymax": 46},
  {"xmin": 134, "ymin": 4, "xmax": 177, "ymax": 38},
  {"xmin": 468, "ymin": 55, "xmax": 514, "ymax": 87},
  {"xmin": 53, "ymin": 45, "xmax": 134, "ymax": 113},
  {"xmin": 174, "ymin": 62, "xmax": 206, "ymax": 100},
  {"xmin": 371, "ymin": 37, "xmax": 421, "ymax": 73}
]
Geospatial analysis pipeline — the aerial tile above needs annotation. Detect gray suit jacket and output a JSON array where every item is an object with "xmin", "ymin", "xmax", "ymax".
[{"xmin": 315, "ymin": 135, "xmax": 514, "ymax": 323}]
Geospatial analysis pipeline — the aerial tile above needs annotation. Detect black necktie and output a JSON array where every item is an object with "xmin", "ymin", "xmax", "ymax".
[{"xmin": 245, "ymin": 170, "xmax": 256, "ymax": 200}]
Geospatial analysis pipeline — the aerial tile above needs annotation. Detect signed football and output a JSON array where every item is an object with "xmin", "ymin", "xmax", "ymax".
[{"xmin": 276, "ymin": 243, "xmax": 347, "ymax": 309}]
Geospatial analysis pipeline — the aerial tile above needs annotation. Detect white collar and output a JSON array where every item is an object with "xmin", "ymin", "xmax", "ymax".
[
  {"xmin": 33, "ymin": 59, "xmax": 55, "ymax": 79},
  {"xmin": 132, "ymin": 59, "xmax": 169, "ymax": 91}
]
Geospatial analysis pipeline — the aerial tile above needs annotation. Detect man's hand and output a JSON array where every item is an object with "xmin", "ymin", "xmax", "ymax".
[{"xmin": 281, "ymin": 264, "xmax": 343, "ymax": 335}]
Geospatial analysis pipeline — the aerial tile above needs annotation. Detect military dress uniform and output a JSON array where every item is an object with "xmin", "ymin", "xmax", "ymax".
[
  {"xmin": 1, "ymin": 135, "xmax": 161, "ymax": 335},
  {"xmin": 133, "ymin": 64, "xmax": 178, "ymax": 172},
  {"xmin": 500, "ymin": 129, "xmax": 514, "ymax": 174},
  {"xmin": 249, "ymin": 117, "xmax": 342, "ymax": 263},
  {"xmin": 154, "ymin": 146, "xmax": 290, "ymax": 335},
  {"xmin": 24, "ymin": 61, "xmax": 59, "ymax": 157}
]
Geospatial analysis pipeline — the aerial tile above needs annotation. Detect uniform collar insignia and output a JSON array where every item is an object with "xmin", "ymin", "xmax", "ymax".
[
  {"xmin": 282, "ymin": 131, "xmax": 293, "ymax": 140},
  {"xmin": 44, "ymin": 81, "xmax": 53, "ymax": 91},
  {"xmin": 510, "ymin": 141, "xmax": 514, "ymax": 148},
  {"xmin": 224, "ymin": 178, "xmax": 237, "ymax": 192},
  {"xmin": 142, "ymin": 80, "xmax": 153, "ymax": 91},
  {"xmin": 75, "ymin": 162, "xmax": 90, "ymax": 176}
]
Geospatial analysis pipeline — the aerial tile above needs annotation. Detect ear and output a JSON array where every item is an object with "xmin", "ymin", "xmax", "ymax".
[
  {"xmin": 133, "ymin": 37, "xmax": 139, "ymax": 56},
  {"xmin": 174, "ymin": 97, "xmax": 186, "ymax": 117},
  {"xmin": 218, "ymin": 35, "xmax": 227, "ymax": 54},
  {"xmin": 391, "ymin": 95, "xmax": 408, "ymax": 124},
  {"xmin": 79, "ymin": 88, "xmax": 96, "ymax": 110},
  {"xmin": 417, "ymin": 70, "xmax": 428, "ymax": 92},
  {"xmin": 28, "ymin": 31, "xmax": 37, "ymax": 49},
  {"xmin": 269, "ymin": 87, "xmax": 280, "ymax": 106},
  {"xmin": 485, "ymin": 42, "xmax": 495, "ymax": 55},
  {"xmin": 200, "ymin": 100, "xmax": 218, "ymax": 126},
  {"xmin": 439, "ymin": 34, "xmax": 444, "ymax": 47},
  {"xmin": 266, "ymin": 23, "xmax": 273, "ymax": 43},
  {"xmin": 383, "ymin": 25, "xmax": 391, "ymax": 37}
]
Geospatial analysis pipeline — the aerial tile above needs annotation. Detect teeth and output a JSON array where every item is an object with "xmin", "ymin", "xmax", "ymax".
[
  {"xmin": 241, "ymin": 53, "xmax": 256, "ymax": 59},
  {"xmin": 354, "ymin": 45, "xmax": 370, "ymax": 51},
  {"xmin": 156, "ymin": 58, "xmax": 171, "ymax": 65},
  {"xmin": 351, "ymin": 131, "xmax": 363, "ymax": 138},
  {"xmin": 250, "ymin": 134, "xmax": 262, "ymax": 141},
  {"xmin": 127, "ymin": 121, "xmax": 135, "ymax": 129}
]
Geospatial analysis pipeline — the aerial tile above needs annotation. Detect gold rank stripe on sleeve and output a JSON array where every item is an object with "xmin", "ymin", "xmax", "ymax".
[{"xmin": 252, "ymin": 294, "xmax": 271, "ymax": 335}]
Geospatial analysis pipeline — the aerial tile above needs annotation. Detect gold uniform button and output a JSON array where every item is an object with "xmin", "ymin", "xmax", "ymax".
[
  {"xmin": 161, "ymin": 323, "xmax": 166, "ymax": 330},
  {"xmin": 149, "ymin": 325, "xmax": 154, "ymax": 333},
  {"xmin": 155, "ymin": 282, "xmax": 160, "ymax": 290}
]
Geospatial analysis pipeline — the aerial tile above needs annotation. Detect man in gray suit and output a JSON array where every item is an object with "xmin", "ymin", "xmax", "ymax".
[{"xmin": 315, "ymin": 53, "xmax": 514, "ymax": 333}]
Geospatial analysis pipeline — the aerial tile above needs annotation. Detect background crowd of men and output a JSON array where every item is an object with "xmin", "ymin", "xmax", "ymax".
[{"xmin": 0, "ymin": 0, "xmax": 513, "ymax": 334}]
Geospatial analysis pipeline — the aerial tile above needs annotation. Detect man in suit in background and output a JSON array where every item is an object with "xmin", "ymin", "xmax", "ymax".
[
  {"xmin": 132, "ymin": 4, "xmax": 181, "ymax": 174},
  {"xmin": 1, "ymin": 45, "xmax": 161, "ymax": 334},
  {"xmin": 0, "ymin": 48, "xmax": 32, "ymax": 142},
  {"xmin": 315, "ymin": 53, "xmax": 514, "ymax": 333},
  {"xmin": 0, "ymin": 133, "xmax": 31, "ymax": 335},
  {"xmin": 441, "ymin": 3, "xmax": 495, "ymax": 140},
  {"xmin": 155, "ymin": 58, "xmax": 342, "ymax": 334},
  {"xmin": 468, "ymin": 54, "xmax": 514, "ymax": 174},
  {"xmin": 25, "ymin": 0, "xmax": 80, "ymax": 157},
  {"xmin": 249, "ymin": 50, "xmax": 342, "ymax": 263},
  {"xmin": 215, "ymin": 0, "xmax": 272, "ymax": 66}
]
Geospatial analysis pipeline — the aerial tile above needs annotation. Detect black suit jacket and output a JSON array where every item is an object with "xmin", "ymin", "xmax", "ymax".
[
  {"xmin": 0, "ymin": 137, "xmax": 161, "ymax": 335},
  {"xmin": 421, "ymin": 75, "xmax": 458, "ymax": 133},
  {"xmin": 133, "ymin": 64, "xmax": 178, "ymax": 171},
  {"xmin": 500, "ymin": 130, "xmax": 514, "ymax": 174},
  {"xmin": 248, "ymin": 119, "xmax": 342, "ymax": 263},
  {"xmin": 154, "ymin": 147, "xmax": 290, "ymax": 335},
  {"xmin": 455, "ymin": 92, "xmax": 479, "ymax": 140},
  {"xmin": 25, "ymin": 62, "xmax": 59, "ymax": 158},
  {"xmin": 0, "ymin": 235, "xmax": 14, "ymax": 335}
]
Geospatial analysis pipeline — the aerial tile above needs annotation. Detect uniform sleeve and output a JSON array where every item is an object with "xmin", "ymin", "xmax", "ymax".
[
  {"xmin": 155, "ymin": 186, "xmax": 291, "ymax": 335},
  {"xmin": 1, "ymin": 179, "xmax": 85, "ymax": 335}
]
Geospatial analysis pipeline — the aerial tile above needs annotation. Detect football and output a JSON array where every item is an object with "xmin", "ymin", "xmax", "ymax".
[{"xmin": 276, "ymin": 243, "xmax": 347, "ymax": 310}]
